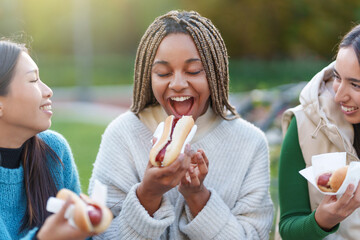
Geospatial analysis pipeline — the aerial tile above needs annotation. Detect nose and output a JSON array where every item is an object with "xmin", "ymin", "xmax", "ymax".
[
  {"xmin": 40, "ymin": 80, "xmax": 53, "ymax": 98},
  {"xmin": 169, "ymin": 72, "xmax": 188, "ymax": 92},
  {"xmin": 334, "ymin": 80, "xmax": 349, "ymax": 103}
]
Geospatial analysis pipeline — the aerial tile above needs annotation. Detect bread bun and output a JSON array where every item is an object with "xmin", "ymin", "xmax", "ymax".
[{"xmin": 329, "ymin": 166, "xmax": 348, "ymax": 192}]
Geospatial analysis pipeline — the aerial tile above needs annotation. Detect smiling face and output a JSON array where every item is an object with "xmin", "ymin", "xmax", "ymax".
[
  {"xmin": 333, "ymin": 47, "xmax": 360, "ymax": 124},
  {"xmin": 0, "ymin": 51, "xmax": 53, "ymax": 147},
  {"xmin": 151, "ymin": 33, "xmax": 210, "ymax": 121}
]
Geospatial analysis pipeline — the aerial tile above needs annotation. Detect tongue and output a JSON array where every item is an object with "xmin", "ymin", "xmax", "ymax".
[{"xmin": 172, "ymin": 99, "xmax": 192, "ymax": 116}]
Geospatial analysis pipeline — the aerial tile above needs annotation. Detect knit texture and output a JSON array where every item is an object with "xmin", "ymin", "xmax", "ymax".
[
  {"xmin": 0, "ymin": 130, "xmax": 81, "ymax": 240},
  {"xmin": 88, "ymin": 110, "xmax": 273, "ymax": 239}
]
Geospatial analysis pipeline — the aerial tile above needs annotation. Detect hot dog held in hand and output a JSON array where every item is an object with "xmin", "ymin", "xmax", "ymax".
[
  {"xmin": 46, "ymin": 180, "xmax": 113, "ymax": 234},
  {"xmin": 150, "ymin": 115, "xmax": 197, "ymax": 167},
  {"xmin": 300, "ymin": 152, "xmax": 360, "ymax": 195}
]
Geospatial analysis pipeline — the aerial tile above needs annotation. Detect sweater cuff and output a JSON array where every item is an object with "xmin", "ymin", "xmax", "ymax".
[
  {"xmin": 309, "ymin": 210, "xmax": 339, "ymax": 237},
  {"xmin": 179, "ymin": 188, "xmax": 230, "ymax": 239},
  {"xmin": 122, "ymin": 183, "xmax": 175, "ymax": 238}
]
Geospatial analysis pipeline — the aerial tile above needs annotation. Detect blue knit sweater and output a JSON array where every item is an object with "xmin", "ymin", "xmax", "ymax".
[{"xmin": 0, "ymin": 130, "xmax": 81, "ymax": 240}]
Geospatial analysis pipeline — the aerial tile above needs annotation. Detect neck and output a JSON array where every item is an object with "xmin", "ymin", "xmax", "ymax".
[{"xmin": 0, "ymin": 124, "xmax": 33, "ymax": 148}]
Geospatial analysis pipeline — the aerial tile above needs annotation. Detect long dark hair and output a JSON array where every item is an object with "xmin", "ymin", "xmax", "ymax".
[
  {"xmin": 0, "ymin": 40, "xmax": 61, "ymax": 232},
  {"xmin": 338, "ymin": 25, "xmax": 360, "ymax": 157}
]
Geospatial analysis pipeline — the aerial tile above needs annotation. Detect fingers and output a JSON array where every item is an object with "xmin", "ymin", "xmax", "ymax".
[
  {"xmin": 337, "ymin": 184, "xmax": 355, "ymax": 207},
  {"xmin": 161, "ymin": 154, "xmax": 188, "ymax": 175},
  {"xmin": 344, "ymin": 181, "xmax": 360, "ymax": 210},
  {"xmin": 198, "ymin": 149, "xmax": 209, "ymax": 167},
  {"xmin": 59, "ymin": 197, "xmax": 73, "ymax": 215},
  {"xmin": 152, "ymin": 137, "xmax": 158, "ymax": 146},
  {"xmin": 185, "ymin": 144, "xmax": 196, "ymax": 161},
  {"xmin": 195, "ymin": 151, "xmax": 208, "ymax": 179}
]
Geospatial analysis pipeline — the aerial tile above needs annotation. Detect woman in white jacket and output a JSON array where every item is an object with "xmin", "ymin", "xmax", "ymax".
[{"xmin": 279, "ymin": 24, "xmax": 360, "ymax": 239}]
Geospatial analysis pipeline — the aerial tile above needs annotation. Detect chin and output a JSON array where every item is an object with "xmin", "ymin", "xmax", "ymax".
[{"xmin": 345, "ymin": 116, "xmax": 360, "ymax": 125}]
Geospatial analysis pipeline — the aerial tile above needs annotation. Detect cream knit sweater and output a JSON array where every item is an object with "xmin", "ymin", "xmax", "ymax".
[{"xmin": 89, "ymin": 107, "xmax": 273, "ymax": 239}]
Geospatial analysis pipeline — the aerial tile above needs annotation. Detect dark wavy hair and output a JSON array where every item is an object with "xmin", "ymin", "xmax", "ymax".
[{"xmin": 0, "ymin": 40, "xmax": 61, "ymax": 232}]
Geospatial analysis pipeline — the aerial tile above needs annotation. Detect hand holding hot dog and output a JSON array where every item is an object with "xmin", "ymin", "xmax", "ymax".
[
  {"xmin": 137, "ymin": 149, "xmax": 192, "ymax": 216},
  {"xmin": 315, "ymin": 181, "xmax": 360, "ymax": 231},
  {"xmin": 179, "ymin": 148, "xmax": 210, "ymax": 217},
  {"xmin": 37, "ymin": 198, "xmax": 94, "ymax": 240},
  {"xmin": 54, "ymin": 189, "xmax": 113, "ymax": 234}
]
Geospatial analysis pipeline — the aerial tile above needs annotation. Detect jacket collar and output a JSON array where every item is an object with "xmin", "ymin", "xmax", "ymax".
[{"xmin": 299, "ymin": 61, "xmax": 356, "ymax": 156}]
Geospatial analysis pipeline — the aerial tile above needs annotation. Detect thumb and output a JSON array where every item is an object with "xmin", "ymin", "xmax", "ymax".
[{"xmin": 56, "ymin": 196, "xmax": 73, "ymax": 220}]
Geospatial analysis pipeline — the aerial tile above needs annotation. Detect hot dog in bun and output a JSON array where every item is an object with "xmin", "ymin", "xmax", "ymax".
[
  {"xmin": 56, "ymin": 189, "xmax": 113, "ymax": 234},
  {"xmin": 150, "ymin": 115, "xmax": 195, "ymax": 167},
  {"xmin": 317, "ymin": 166, "xmax": 348, "ymax": 193}
]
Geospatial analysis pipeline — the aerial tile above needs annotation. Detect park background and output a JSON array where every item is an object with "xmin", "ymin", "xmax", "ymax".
[{"xmin": 2, "ymin": 0, "xmax": 360, "ymax": 238}]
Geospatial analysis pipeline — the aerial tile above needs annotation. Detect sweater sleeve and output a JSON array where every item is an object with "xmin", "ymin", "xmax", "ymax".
[
  {"xmin": 179, "ymin": 126, "xmax": 273, "ymax": 239},
  {"xmin": 278, "ymin": 117, "xmax": 338, "ymax": 239},
  {"xmin": 88, "ymin": 117, "xmax": 175, "ymax": 239}
]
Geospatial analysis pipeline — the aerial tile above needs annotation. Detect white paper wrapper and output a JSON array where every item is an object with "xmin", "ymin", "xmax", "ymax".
[
  {"xmin": 152, "ymin": 120, "xmax": 197, "ymax": 154},
  {"xmin": 46, "ymin": 179, "xmax": 108, "ymax": 228},
  {"xmin": 299, "ymin": 152, "xmax": 360, "ymax": 195}
]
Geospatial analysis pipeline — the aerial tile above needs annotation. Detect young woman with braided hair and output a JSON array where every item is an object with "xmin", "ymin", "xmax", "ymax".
[
  {"xmin": 0, "ymin": 40, "xmax": 93, "ymax": 239},
  {"xmin": 88, "ymin": 10, "xmax": 273, "ymax": 239}
]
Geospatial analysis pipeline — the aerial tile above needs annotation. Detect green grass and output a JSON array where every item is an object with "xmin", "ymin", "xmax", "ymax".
[{"xmin": 50, "ymin": 120, "xmax": 106, "ymax": 193}]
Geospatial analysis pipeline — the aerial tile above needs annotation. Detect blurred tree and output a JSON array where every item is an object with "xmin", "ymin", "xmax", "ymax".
[
  {"xmin": 1, "ymin": 0, "xmax": 360, "ymax": 59},
  {"xmin": 180, "ymin": 0, "xmax": 360, "ymax": 59}
]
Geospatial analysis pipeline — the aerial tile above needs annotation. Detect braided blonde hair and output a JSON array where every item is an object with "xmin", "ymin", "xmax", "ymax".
[{"xmin": 131, "ymin": 10, "xmax": 238, "ymax": 120}]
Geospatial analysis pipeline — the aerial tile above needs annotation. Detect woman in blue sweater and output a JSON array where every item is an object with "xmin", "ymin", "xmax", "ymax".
[{"xmin": 0, "ymin": 40, "xmax": 92, "ymax": 239}]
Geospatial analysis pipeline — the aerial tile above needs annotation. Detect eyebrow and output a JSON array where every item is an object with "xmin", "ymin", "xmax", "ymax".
[
  {"xmin": 152, "ymin": 58, "xmax": 201, "ymax": 67},
  {"xmin": 333, "ymin": 68, "xmax": 360, "ymax": 83},
  {"xmin": 26, "ymin": 69, "xmax": 38, "ymax": 74}
]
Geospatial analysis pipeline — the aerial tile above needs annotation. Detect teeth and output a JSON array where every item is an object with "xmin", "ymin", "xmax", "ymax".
[
  {"xmin": 40, "ymin": 105, "xmax": 52, "ymax": 111},
  {"xmin": 341, "ymin": 105, "xmax": 358, "ymax": 112},
  {"xmin": 171, "ymin": 96, "xmax": 191, "ymax": 102}
]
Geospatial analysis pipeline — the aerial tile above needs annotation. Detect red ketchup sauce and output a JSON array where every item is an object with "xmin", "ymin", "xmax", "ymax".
[
  {"xmin": 155, "ymin": 118, "xmax": 179, "ymax": 163},
  {"xmin": 87, "ymin": 204, "xmax": 103, "ymax": 226}
]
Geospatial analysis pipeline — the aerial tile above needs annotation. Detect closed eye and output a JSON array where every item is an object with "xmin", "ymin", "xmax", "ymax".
[
  {"xmin": 157, "ymin": 73, "xmax": 171, "ymax": 77},
  {"xmin": 187, "ymin": 70, "xmax": 203, "ymax": 75},
  {"xmin": 351, "ymin": 82, "xmax": 360, "ymax": 89}
]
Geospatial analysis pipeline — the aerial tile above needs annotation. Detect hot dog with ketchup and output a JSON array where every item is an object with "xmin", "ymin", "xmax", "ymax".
[
  {"xmin": 317, "ymin": 166, "xmax": 348, "ymax": 193},
  {"xmin": 56, "ymin": 189, "xmax": 113, "ymax": 234},
  {"xmin": 150, "ymin": 115, "xmax": 195, "ymax": 167}
]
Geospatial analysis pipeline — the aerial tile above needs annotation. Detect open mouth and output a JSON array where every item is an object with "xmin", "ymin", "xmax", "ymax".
[
  {"xmin": 169, "ymin": 96, "xmax": 194, "ymax": 117},
  {"xmin": 341, "ymin": 105, "xmax": 359, "ymax": 114}
]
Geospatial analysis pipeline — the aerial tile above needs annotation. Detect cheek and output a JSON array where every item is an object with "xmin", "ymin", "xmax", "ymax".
[
  {"xmin": 333, "ymin": 82, "xmax": 339, "ymax": 93},
  {"xmin": 151, "ymin": 78, "xmax": 165, "ymax": 101}
]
